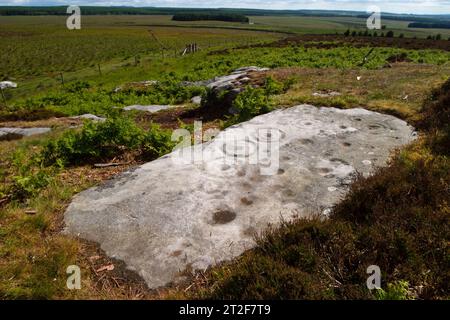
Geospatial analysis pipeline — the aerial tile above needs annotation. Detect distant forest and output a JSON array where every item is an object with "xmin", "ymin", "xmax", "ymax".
[
  {"xmin": 172, "ymin": 13, "xmax": 249, "ymax": 23},
  {"xmin": 409, "ymin": 22, "xmax": 450, "ymax": 29},
  {"xmin": 1, "ymin": 6, "xmax": 450, "ymax": 24}
]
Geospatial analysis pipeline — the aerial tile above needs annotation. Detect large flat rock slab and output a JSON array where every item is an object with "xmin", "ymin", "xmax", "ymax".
[{"xmin": 64, "ymin": 105, "xmax": 415, "ymax": 289}]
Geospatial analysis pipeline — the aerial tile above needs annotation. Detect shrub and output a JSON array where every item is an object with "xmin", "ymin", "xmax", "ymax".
[
  {"xmin": 200, "ymin": 87, "xmax": 231, "ymax": 116},
  {"xmin": 12, "ymin": 169, "xmax": 53, "ymax": 200},
  {"xmin": 142, "ymin": 124, "xmax": 176, "ymax": 160},
  {"xmin": 65, "ymin": 80, "xmax": 91, "ymax": 93},
  {"xmin": 41, "ymin": 117, "xmax": 174, "ymax": 166},
  {"xmin": 417, "ymin": 78, "xmax": 450, "ymax": 155},
  {"xmin": 120, "ymin": 79, "xmax": 205, "ymax": 105},
  {"xmin": 12, "ymin": 79, "xmax": 205, "ymax": 117},
  {"xmin": 226, "ymin": 86, "xmax": 272, "ymax": 126},
  {"xmin": 5, "ymin": 146, "xmax": 57, "ymax": 200},
  {"xmin": 0, "ymin": 108, "xmax": 66, "ymax": 121},
  {"xmin": 264, "ymin": 76, "xmax": 284, "ymax": 95},
  {"xmin": 375, "ymin": 281, "xmax": 413, "ymax": 300}
]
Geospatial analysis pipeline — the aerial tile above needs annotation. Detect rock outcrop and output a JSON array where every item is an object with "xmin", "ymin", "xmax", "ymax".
[
  {"xmin": 64, "ymin": 105, "xmax": 415, "ymax": 289},
  {"xmin": 183, "ymin": 66, "xmax": 269, "ymax": 89},
  {"xmin": 114, "ymin": 67, "xmax": 269, "ymax": 113},
  {"xmin": 186, "ymin": 66, "xmax": 270, "ymax": 112}
]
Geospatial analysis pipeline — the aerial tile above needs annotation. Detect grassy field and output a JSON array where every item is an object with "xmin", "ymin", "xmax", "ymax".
[
  {"xmin": 50, "ymin": 14, "xmax": 450, "ymax": 38},
  {"xmin": 72, "ymin": 14, "xmax": 450, "ymax": 39},
  {"xmin": 0, "ymin": 15, "xmax": 282, "ymax": 79},
  {"xmin": 1, "ymin": 46, "xmax": 447, "ymax": 119},
  {"xmin": 250, "ymin": 15, "xmax": 450, "ymax": 37},
  {"xmin": 2, "ymin": 14, "xmax": 449, "ymax": 101},
  {"xmin": 3, "ymin": 31, "xmax": 449, "ymax": 113},
  {"xmin": 0, "ymin": 14, "xmax": 449, "ymax": 300}
]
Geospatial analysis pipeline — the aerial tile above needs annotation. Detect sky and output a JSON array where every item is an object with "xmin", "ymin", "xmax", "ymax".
[{"xmin": 1, "ymin": 1, "xmax": 450, "ymax": 15}]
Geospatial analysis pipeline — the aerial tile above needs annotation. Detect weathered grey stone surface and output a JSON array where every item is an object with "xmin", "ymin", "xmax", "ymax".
[
  {"xmin": 64, "ymin": 105, "xmax": 415, "ymax": 289},
  {"xmin": 114, "ymin": 80, "xmax": 158, "ymax": 93},
  {"xmin": 182, "ymin": 66, "xmax": 269, "ymax": 89},
  {"xmin": 205, "ymin": 66, "xmax": 268, "ymax": 91},
  {"xmin": 192, "ymin": 66, "xmax": 270, "ymax": 113},
  {"xmin": 70, "ymin": 114, "xmax": 106, "ymax": 122},
  {"xmin": 123, "ymin": 105, "xmax": 175, "ymax": 113},
  {"xmin": 0, "ymin": 81, "xmax": 17, "ymax": 89},
  {"xmin": 191, "ymin": 96, "xmax": 202, "ymax": 105},
  {"xmin": 0, "ymin": 127, "xmax": 51, "ymax": 140},
  {"xmin": 313, "ymin": 91, "xmax": 341, "ymax": 98}
]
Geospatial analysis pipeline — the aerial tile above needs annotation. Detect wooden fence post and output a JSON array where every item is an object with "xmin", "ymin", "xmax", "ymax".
[{"xmin": 0, "ymin": 88, "xmax": 7, "ymax": 107}]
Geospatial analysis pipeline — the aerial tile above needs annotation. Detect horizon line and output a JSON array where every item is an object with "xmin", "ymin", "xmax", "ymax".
[{"xmin": 0, "ymin": 5, "xmax": 450, "ymax": 16}]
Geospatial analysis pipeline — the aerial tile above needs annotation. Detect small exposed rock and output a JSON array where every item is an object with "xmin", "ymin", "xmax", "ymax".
[
  {"xmin": 0, "ymin": 127, "xmax": 51, "ymax": 141},
  {"xmin": 0, "ymin": 81, "xmax": 17, "ymax": 89},
  {"xmin": 313, "ymin": 91, "xmax": 341, "ymax": 98},
  {"xmin": 182, "ymin": 66, "xmax": 269, "ymax": 90},
  {"xmin": 206, "ymin": 66, "xmax": 269, "ymax": 91},
  {"xmin": 94, "ymin": 162, "xmax": 129, "ymax": 168},
  {"xmin": 233, "ymin": 66, "xmax": 270, "ymax": 73},
  {"xmin": 70, "ymin": 114, "xmax": 106, "ymax": 122},
  {"xmin": 114, "ymin": 80, "xmax": 158, "ymax": 93},
  {"xmin": 191, "ymin": 96, "xmax": 202, "ymax": 105},
  {"xmin": 123, "ymin": 105, "xmax": 175, "ymax": 113}
]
